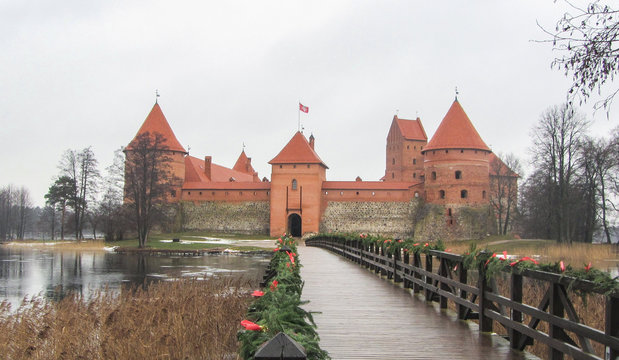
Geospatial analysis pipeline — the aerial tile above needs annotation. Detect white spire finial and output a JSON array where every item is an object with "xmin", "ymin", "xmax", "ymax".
[
  {"xmin": 155, "ymin": 89, "xmax": 160, "ymax": 103},
  {"xmin": 455, "ymin": 86, "xmax": 459, "ymax": 101}
]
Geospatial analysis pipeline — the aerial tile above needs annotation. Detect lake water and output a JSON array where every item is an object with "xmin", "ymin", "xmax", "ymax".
[{"xmin": 0, "ymin": 246, "xmax": 270, "ymax": 308}]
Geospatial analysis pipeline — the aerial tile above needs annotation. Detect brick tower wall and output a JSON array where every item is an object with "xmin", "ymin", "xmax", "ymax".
[{"xmin": 423, "ymin": 149, "xmax": 490, "ymax": 205}]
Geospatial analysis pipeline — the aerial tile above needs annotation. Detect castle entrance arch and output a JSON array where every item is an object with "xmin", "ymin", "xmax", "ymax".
[{"xmin": 288, "ymin": 213, "xmax": 302, "ymax": 237}]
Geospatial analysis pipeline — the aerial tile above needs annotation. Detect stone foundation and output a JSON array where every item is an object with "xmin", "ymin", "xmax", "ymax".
[
  {"xmin": 180, "ymin": 201, "xmax": 270, "ymax": 235},
  {"xmin": 319, "ymin": 200, "xmax": 420, "ymax": 238}
]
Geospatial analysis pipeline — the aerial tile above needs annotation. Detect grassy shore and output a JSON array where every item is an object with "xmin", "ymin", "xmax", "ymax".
[
  {"xmin": 4, "ymin": 231, "xmax": 277, "ymax": 252},
  {"xmin": 445, "ymin": 238, "xmax": 618, "ymax": 269},
  {"xmin": 0, "ymin": 277, "xmax": 256, "ymax": 359}
]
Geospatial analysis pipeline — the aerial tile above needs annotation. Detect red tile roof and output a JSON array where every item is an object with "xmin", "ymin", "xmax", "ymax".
[
  {"xmin": 322, "ymin": 181, "xmax": 419, "ymax": 190},
  {"xmin": 269, "ymin": 132, "xmax": 328, "ymax": 168},
  {"xmin": 183, "ymin": 182, "xmax": 271, "ymax": 190},
  {"xmin": 127, "ymin": 103, "xmax": 187, "ymax": 153},
  {"xmin": 233, "ymin": 150, "xmax": 257, "ymax": 175},
  {"xmin": 395, "ymin": 116, "xmax": 427, "ymax": 141},
  {"xmin": 184, "ymin": 156, "xmax": 256, "ymax": 184},
  {"xmin": 423, "ymin": 100, "xmax": 490, "ymax": 152},
  {"xmin": 489, "ymin": 153, "xmax": 519, "ymax": 177}
]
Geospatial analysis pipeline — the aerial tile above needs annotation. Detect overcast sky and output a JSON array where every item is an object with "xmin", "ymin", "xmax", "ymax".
[{"xmin": 1, "ymin": 1, "xmax": 616, "ymax": 206}]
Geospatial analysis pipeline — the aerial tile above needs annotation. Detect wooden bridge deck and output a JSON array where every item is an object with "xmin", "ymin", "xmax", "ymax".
[{"xmin": 299, "ymin": 244, "xmax": 537, "ymax": 360}]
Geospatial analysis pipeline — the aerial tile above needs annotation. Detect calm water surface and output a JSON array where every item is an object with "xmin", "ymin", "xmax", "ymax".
[{"xmin": 0, "ymin": 246, "xmax": 270, "ymax": 308}]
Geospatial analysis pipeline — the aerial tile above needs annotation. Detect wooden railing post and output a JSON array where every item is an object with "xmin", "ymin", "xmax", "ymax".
[
  {"xmin": 403, "ymin": 251, "xmax": 410, "ymax": 288},
  {"xmin": 425, "ymin": 253, "xmax": 433, "ymax": 301},
  {"xmin": 478, "ymin": 258, "xmax": 493, "ymax": 333},
  {"xmin": 413, "ymin": 253, "xmax": 421, "ymax": 294},
  {"xmin": 510, "ymin": 273, "xmax": 523, "ymax": 349},
  {"xmin": 605, "ymin": 296, "xmax": 618, "ymax": 360},
  {"xmin": 457, "ymin": 263, "xmax": 468, "ymax": 320},
  {"xmin": 394, "ymin": 248, "xmax": 402, "ymax": 283},
  {"xmin": 439, "ymin": 257, "xmax": 448, "ymax": 309},
  {"xmin": 549, "ymin": 283, "xmax": 565, "ymax": 360}
]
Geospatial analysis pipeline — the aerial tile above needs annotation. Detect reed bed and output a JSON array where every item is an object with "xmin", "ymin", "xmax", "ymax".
[{"xmin": 0, "ymin": 277, "xmax": 256, "ymax": 359}]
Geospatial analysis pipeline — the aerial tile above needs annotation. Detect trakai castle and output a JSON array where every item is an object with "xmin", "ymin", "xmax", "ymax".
[{"xmin": 126, "ymin": 99, "xmax": 517, "ymax": 237}]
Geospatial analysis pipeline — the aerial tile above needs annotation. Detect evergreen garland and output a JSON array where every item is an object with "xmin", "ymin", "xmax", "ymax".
[{"xmin": 237, "ymin": 235, "xmax": 330, "ymax": 360}]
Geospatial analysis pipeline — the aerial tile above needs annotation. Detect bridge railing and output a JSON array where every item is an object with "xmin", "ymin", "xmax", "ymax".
[{"xmin": 306, "ymin": 236, "xmax": 619, "ymax": 360}]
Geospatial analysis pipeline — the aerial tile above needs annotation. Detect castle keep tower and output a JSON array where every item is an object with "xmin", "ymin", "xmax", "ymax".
[
  {"xmin": 269, "ymin": 132, "xmax": 327, "ymax": 237},
  {"xmin": 125, "ymin": 103, "xmax": 187, "ymax": 201},
  {"xmin": 385, "ymin": 115, "xmax": 428, "ymax": 182},
  {"xmin": 422, "ymin": 100, "xmax": 491, "ymax": 220}
]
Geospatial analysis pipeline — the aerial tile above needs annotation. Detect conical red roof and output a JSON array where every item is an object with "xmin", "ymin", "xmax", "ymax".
[
  {"xmin": 233, "ymin": 150, "xmax": 257, "ymax": 175},
  {"xmin": 127, "ymin": 103, "xmax": 186, "ymax": 153},
  {"xmin": 423, "ymin": 100, "xmax": 490, "ymax": 152},
  {"xmin": 269, "ymin": 132, "xmax": 328, "ymax": 168}
]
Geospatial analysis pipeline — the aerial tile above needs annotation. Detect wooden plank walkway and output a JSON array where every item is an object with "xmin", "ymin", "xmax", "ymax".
[{"xmin": 299, "ymin": 244, "xmax": 537, "ymax": 360}]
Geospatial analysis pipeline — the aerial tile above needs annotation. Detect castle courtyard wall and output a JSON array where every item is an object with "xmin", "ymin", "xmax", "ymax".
[
  {"xmin": 319, "ymin": 200, "xmax": 419, "ymax": 238},
  {"xmin": 180, "ymin": 201, "xmax": 270, "ymax": 235}
]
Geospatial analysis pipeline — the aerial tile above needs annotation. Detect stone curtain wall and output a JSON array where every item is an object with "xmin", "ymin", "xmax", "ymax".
[
  {"xmin": 319, "ymin": 201, "xmax": 419, "ymax": 238},
  {"xmin": 181, "ymin": 201, "xmax": 270, "ymax": 235}
]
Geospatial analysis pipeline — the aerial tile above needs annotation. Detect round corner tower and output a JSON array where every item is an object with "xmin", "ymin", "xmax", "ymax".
[
  {"xmin": 124, "ymin": 103, "xmax": 187, "ymax": 201},
  {"xmin": 421, "ymin": 100, "xmax": 491, "ymax": 212}
]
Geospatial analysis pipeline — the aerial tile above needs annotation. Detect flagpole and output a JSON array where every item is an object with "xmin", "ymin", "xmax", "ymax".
[{"xmin": 298, "ymin": 100, "xmax": 300, "ymax": 132}]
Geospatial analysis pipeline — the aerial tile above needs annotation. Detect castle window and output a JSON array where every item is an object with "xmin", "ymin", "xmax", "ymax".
[
  {"xmin": 392, "ymin": 158, "xmax": 395, "ymax": 165},
  {"xmin": 421, "ymin": 146, "xmax": 423, "ymax": 150},
  {"xmin": 455, "ymin": 171, "xmax": 462, "ymax": 179},
  {"xmin": 392, "ymin": 173, "xmax": 395, "ymax": 179},
  {"xmin": 307, "ymin": 165, "xmax": 310, "ymax": 168},
  {"xmin": 356, "ymin": 192, "xmax": 359, "ymax": 195},
  {"xmin": 372, "ymin": 192, "xmax": 375, "ymax": 196},
  {"xmin": 482, "ymin": 190, "xmax": 486, "ymax": 199},
  {"xmin": 439, "ymin": 190, "xmax": 445, "ymax": 199},
  {"xmin": 413, "ymin": 158, "xmax": 416, "ymax": 165},
  {"xmin": 413, "ymin": 173, "xmax": 416, "ymax": 179},
  {"xmin": 253, "ymin": 192, "xmax": 256, "ymax": 195},
  {"xmin": 212, "ymin": 192, "xmax": 215, "ymax": 195},
  {"xmin": 170, "ymin": 190, "xmax": 176, "ymax": 197},
  {"xmin": 461, "ymin": 149, "xmax": 464, "ymax": 153},
  {"xmin": 187, "ymin": 192, "xmax": 191, "ymax": 195},
  {"xmin": 199, "ymin": 192, "xmax": 202, "ymax": 195},
  {"xmin": 407, "ymin": 145, "xmax": 410, "ymax": 150},
  {"xmin": 461, "ymin": 190, "xmax": 468, "ymax": 199},
  {"xmin": 293, "ymin": 164, "xmax": 296, "ymax": 168},
  {"xmin": 267, "ymin": 191, "xmax": 269, "ymax": 195},
  {"xmin": 414, "ymin": 191, "xmax": 419, "ymax": 198},
  {"xmin": 414, "ymin": 146, "xmax": 417, "ymax": 150},
  {"xmin": 431, "ymin": 171, "xmax": 437, "ymax": 180},
  {"xmin": 445, "ymin": 150, "xmax": 449, "ymax": 153},
  {"xmin": 325, "ymin": 191, "xmax": 328, "ymax": 195},
  {"xmin": 239, "ymin": 191, "xmax": 243, "ymax": 195},
  {"xmin": 225, "ymin": 192, "xmax": 229, "ymax": 196},
  {"xmin": 292, "ymin": 179, "xmax": 298, "ymax": 190},
  {"xmin": 340, "ymin": 192, "xmax": 344, "ymax": 196},
  {"xmin": 279, "ymin": 165, "xmax": 282, "ymax": 169},
  {"xmin": 447, "ymin": 208, "xmax": 452, "ymax": 216}
]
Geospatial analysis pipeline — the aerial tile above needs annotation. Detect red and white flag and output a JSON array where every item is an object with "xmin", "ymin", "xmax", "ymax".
[{"xmin": 299, "ymin": 103, "xmax": 309, "ymax": 113}]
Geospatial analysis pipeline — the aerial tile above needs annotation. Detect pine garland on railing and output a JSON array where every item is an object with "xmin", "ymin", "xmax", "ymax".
[
  {"xmin": 306, "ymin": 233, "xmax": 619, "ymax": 296},
  {"xmin": 237, "ymin": 235, "xmax": 329, "ymax": 360}
]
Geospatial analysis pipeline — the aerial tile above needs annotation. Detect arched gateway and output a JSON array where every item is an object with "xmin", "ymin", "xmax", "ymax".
[{"xmin": 288, "ymin": 214, "xmax": 302, "ymax": 237}]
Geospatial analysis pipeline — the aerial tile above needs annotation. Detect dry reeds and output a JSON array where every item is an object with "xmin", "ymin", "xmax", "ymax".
[{"xmin": 0, "ymin": 277, "xmax": 255, "ymax": 359}]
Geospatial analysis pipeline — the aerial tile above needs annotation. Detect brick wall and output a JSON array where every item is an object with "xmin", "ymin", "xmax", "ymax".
[
  {"xmin": 319, "ymin": 200, "xmax": 420, "ymax": 238},
  {"xmin": 180, "ymin": 201, "xmax": 270, "ymax": 234}
]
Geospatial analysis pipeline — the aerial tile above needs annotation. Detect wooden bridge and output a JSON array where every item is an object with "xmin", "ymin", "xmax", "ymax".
[{"xmin": 300, "ymin": 237, "xmax": 619, "ymax": 360}]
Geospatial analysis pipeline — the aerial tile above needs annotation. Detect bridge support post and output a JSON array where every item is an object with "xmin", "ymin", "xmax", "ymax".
[
  {"xmin": 549, "ymin": 283, "xmax": 565, "ymax": 360},
  {"xmin": 439, "ymin": 258, "xmax": 448, "ymax": 309},
  {"xmin": 413, "ymin": 253, "xmax": 421, "ymax": 294}
]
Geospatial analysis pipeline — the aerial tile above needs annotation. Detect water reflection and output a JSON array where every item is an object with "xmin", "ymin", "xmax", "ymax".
[{"xmin": 0, "ymin": 246, "xmax": 270, "ymax": 308}]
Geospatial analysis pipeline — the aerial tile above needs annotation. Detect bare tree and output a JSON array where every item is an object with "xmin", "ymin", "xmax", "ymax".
[
  {"xmin": 59, "ymin": 147, "xmax": 100, "ymax": 240},
  {"xmin": 531, "ymin": 104, "xmax": 589, "ymax": 242},
  {"xmin": 124, "ymin": 132, "xmax": 177, "ymax": 248},
  {"xmin": 542, "ymin": 1, "xmax": 619, "ymax": 112},
  {"xmin": 15, "ymin": 187, "xmax": 32, "ymax": 239},
  {"xmin": 489, "ymin": 153, "xmax": 521, "ymax": 235},
  {"xmin": 0, "ymin": 185, "xmax": 16, "ymax": 240},
  {"xmin": 99, "ymin": 148, "xmax": 128, "ymax": 241}
]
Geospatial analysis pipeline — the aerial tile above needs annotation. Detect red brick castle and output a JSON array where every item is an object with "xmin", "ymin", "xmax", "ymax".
[{"xmin": 126, "ymin": 98, "xmax": 517, "ymax": 237}]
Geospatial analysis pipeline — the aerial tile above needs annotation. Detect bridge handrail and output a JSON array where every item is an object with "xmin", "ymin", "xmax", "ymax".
[{"xmin": 306, "ymin": 236, "xmax": 619, "ymax": 360}]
